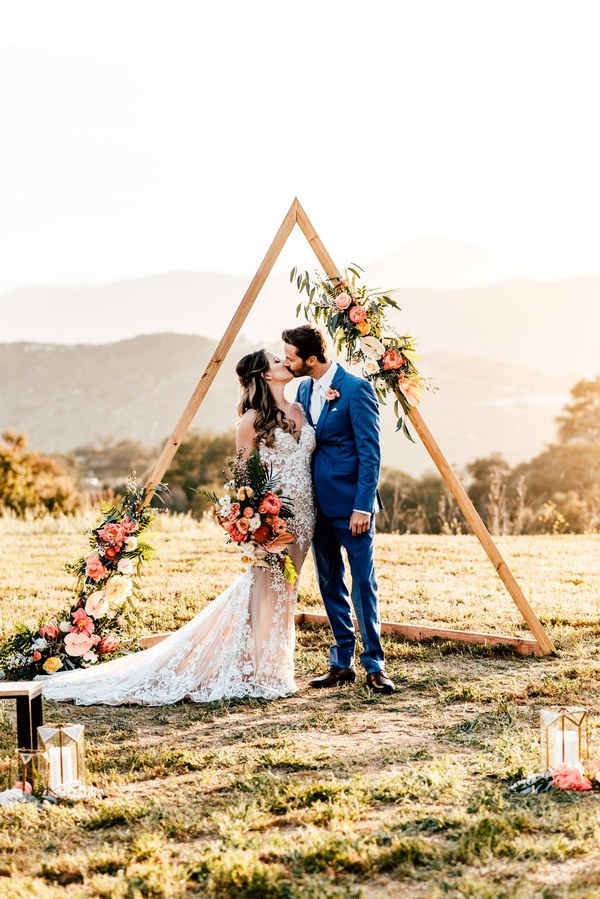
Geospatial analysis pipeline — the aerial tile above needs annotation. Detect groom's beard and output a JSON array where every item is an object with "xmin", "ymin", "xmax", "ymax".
[{"xmin": 289, "ymin": 361, "xmax": 312, "ymax": 378}]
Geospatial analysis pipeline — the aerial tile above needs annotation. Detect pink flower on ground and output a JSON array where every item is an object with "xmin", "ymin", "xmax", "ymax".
[
  {"xmin": 348, "ymin": 305, "xmax": 367, "ymax": 323},
  {"xmin": 71, "ymin": 608, "xmax": 95, "ymax": 636},
  {"xmin": 85, "ymin": 552, "xmax": 108, "ymax": 582},
  {"xmin": 98, "ymin": 522, "xmax": 126, "ymax": 546},
  {"xmin": 64, "ymin": 631, "xmax": 94, "ymax": 657},
  {"xmin": 397, "ymin": 377, "xmax": 423, "ymax": 407},
  {"xmin": 334, "ymin": 292, "xmax": 352, "ymax": 310},
  {"xmin": 39, "ymin": 622, "xmax": 60, "ymax": 640},
  {"xmin": 13, "ymin": 781, "xmax": 32, "ymax": 794},
  {"xmin": 258, "ymin": 492, "xmax": 283, "ymax": 515},
  {"xmin": 98, "ymin": 634, "xmax": 120, "ymax": 654},
  {"xmin": 552, "ymin": 764, "xmax": 593, "ymax": 791}
]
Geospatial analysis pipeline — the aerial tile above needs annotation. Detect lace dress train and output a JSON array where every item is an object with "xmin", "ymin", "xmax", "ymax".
[{"xmin": 39, "ymin": 425, "xmax": 316, "ymax": 706}]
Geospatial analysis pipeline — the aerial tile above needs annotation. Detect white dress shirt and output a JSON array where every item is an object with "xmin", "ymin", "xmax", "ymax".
[{"xmin": 310, "ymin": 362, "xmax": 370, "ymax": 517}]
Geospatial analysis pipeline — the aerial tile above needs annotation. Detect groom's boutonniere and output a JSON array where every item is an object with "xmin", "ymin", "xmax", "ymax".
[{"xmin": 323, "ymin": 388, "xmax": 340, "ymax": 402}]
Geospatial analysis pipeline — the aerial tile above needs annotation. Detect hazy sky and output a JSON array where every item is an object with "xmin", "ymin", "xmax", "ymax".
[{"xmin": 1, "ymin": 1, "xmax": 600, "ymax": 286}]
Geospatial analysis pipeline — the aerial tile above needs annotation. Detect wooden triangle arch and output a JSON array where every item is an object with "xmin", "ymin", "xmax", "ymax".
[{"xmin": 141, "ymin": 198, "xmax": 555, "ymax": 657}]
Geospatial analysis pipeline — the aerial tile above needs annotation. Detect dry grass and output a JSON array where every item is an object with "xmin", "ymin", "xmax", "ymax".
[{"xmin": 0, "ymin": 513, "xmax": 599, "ymax": 898}]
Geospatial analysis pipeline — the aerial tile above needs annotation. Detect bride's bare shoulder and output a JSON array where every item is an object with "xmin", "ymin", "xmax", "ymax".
[{"xmin": 237, "ymin": 410, "xmax": 258, "ymax": 457}]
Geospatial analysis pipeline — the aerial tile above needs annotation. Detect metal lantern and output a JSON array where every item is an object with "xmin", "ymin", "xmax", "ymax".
[
  {"xmin": 36, "ymin": 724, "xmax": 86, "ymax": 794},
  {"xmin": 16, "ymin": 748, "xmax": 48, "ymax": 796},
  {"xmin": 540, "ymin": 707, "xmax": 588, "ymax": 770}
]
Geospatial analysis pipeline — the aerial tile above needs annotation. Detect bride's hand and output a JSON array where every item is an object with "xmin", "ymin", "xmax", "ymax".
[{"xmin": 237, "ymin": 410, "xmax": 258, "ymax": 460}]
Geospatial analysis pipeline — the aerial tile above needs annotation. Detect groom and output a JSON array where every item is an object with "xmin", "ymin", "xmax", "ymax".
[{"xmin": 282, "ymin": 324, "xmax": 395, "ymax": 694}]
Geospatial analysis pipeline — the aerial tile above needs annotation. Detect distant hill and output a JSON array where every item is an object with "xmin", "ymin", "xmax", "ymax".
[
  {"xmin": 2, "ymin": 243, "xmax": 599, "ymax": 378},
  {"xmin": 0, "ymin": 334, "xmax": 572, "ymax": 477}
]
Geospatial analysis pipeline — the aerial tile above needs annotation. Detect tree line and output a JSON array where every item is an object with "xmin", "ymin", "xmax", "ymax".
[{"xmin": 2, "ymin": 376, "xmax": 599, "ymax": 534}]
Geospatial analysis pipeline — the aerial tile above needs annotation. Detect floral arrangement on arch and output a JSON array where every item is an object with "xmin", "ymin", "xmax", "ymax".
[
  {"xmin": 291, "ymin": 264, "xmax": 429, "ymax": 439},
  {"xmin": 0, "ymin": 473, "xmax": 165, "ymax": 681},
  {"xmin": 200, "ymin": 450, "xmax": 297, "ymax": 585}
]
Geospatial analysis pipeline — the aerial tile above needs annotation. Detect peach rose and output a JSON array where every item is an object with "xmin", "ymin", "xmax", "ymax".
[
  {"xmin": 348, "ymin": 305, "xmax": 367, "ymax": 323},
  {"xmin": 43, "ymin": 656, "xmax": 63, "ymax": 673},
  {"xmin": 121, "ymin": 516, "xmax": 137, "ymax": 534},
  {"xmin": 104, "ymin": 575, "xmax": 133, "ymax": 603},
  {"xmin": 355, "ymin": 320, "xmax": 371, "ymax": 335},
  {"xmin": 64, "ymin": 631, "xmax": 94, "ymax": 657},
  {"xmin": 237, "ymin": 486, "xmax": 254, "ymax": 501},
  {"xmin": 229, "ymin": 526, "xmax": 249, "ymax": 543},
  {"xmin": 98, "ymin": 633, "xmax": 121, "ymax": 654},
  {"xmin": 334, "ymin": 292, "xmax": 352, "ymax": 310},
  {"xmin": 39, "ymin": 622, "xmax": 60, "ymax": 641},
  {"xmin": 124, "ymin": 535, "xmax": 138, "ymax": 551},
  {"xmin": 236, "ymin": 517, "xmax": 250, "ymax": 533},
  {"xmin": 258, "ymin": 492, "xmax": 283, "ymax": 515},
  {"xmin": 98, "ymin": 522, "xmax": 126, "ymax": 546},
  {"xmin": 243, "ymin": 507, "xmax": 254, "ymax": 518},
  {"xmin": 382, "ymin": 349, "xmax": 405, "ymax": 370},
  {"xmin": 85, "ymin": 590, "xmax": 109, "ymax": 619},
  {"xmin": 71, "ymin": 608, "xmax": 95, "ymax": 635},
  {"xmin": 85, "ymin": 553, "xmax": 108, "ymax": 583}
]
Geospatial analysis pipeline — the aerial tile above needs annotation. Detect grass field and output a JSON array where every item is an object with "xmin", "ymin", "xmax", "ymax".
[{"xmin": 0, "ymin": 512, "xmax": 599, "ymax": 898}]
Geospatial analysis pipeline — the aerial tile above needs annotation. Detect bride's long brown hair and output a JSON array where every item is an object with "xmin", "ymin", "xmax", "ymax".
[{"xmin": 236, "ymin": 350, "xmax": 297, "ymax": 448}]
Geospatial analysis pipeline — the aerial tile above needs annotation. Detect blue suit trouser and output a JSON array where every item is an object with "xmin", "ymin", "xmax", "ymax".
[{"xmin": 312, "ymin": 509, "xmax": 385, "ymax": 673}]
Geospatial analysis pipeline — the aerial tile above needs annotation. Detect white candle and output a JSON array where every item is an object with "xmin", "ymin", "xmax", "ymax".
[
  {"xmin": 48, "ymin": 747, "xmax": 61, "ymax": 790},
  {"xmin": 554, "ymin": 730, "xmax": 579, "ymax": 765},
  {"xmin": 61, "ymin": 747, "xmax": 73, "ymax": 789}
]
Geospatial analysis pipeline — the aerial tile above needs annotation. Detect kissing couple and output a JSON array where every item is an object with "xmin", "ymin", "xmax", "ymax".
[{"xmin": 40, "ymin": 324, "xmax": 395, "ymax": 706}]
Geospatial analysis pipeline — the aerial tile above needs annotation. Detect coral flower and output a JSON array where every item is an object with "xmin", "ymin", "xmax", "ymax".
[
  {"xmin": 355, "ymin": 320, "xmax": 371, "ymax": 335},
  {"xmin": 258, "ymin": 492, "xmax": 283, "ymax": 515},
  {"xmin": 265, "ymin": 533, "xmax": 295, "ymax": 552},
  {"xmin": 552, "ymin": 764, "xmax": 593, "ymax": 791},
  {"xmin": 270, "ymin": 517, "xmax": 288, "ymax": 535},
  {"xmin": 121, "ymin": 516, "xmax": 137, "ymax": 534},
  {"xmin": 71, "ymin": 608, "xmax": 95, "ymax": 636},
  {"xmin": 382, "ymin": 349, "xmax": 405, "ymax": 370},
  {"xmin": 229, "ymin": 527, "xmax": 249, "ymax": 543},
  {"xmin": 98, "ymin": 633, "xmax": 120, "ymax": 654},
  {"xmin": 98, "ymin": 522, "xmax": 126, "ymax": 546},
  {"xmin": 85, "ymin": 553, "xmax": 108, "ymax": 583},
  {"xmin": 32, "ymin": 651, "xmax": 42, "ymax": 662},
  {"xmin": 39, "ymin": 621, "xmax": 60, "ymax": 640},
  {"xmin": 348, "ymin": 305, "xmax": 367, "ymax": 324}
]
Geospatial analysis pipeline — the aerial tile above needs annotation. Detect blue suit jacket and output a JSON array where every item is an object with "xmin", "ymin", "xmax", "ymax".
[{"xmin": 296, "ymin": 366, "xmax": 381, "ymax": 518}]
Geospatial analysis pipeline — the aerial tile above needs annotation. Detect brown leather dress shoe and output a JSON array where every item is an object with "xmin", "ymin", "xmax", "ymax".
[
  {"xmin": 309, "ymin": 666, "xmax": 356, "ymax": 688},
  {"xmin": 366, "ymin": 671, "xmax": 395, "ymax": 694}
]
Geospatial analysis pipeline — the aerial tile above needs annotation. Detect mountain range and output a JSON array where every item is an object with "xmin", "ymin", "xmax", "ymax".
[{"xmin": 1, "ymin": 334, "xmax": 570, "ymax": 477}]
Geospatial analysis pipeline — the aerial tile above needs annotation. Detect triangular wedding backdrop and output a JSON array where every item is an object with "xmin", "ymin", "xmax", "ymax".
[{"xmin": 141, "ymin": 198, "xmax": 555, "ymax": 657}]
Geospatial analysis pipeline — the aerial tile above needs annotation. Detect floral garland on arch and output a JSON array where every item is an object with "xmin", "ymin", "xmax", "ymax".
[
  {"xmin": 291, "ymin": 264, "xmax": 430, "ymax": 439},
  {"xmin": 0, "ymin": 473, "xmax": 167, "ymax": 681}
]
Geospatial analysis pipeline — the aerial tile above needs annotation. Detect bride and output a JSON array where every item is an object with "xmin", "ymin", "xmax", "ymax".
[{"xmin": 39, "ymin": 350, "xmax": 316, "ymax": 705}]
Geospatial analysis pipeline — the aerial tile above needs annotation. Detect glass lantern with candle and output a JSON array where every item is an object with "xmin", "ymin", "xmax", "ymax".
[
  {"xmin": 540, "ymin": 707, "xmax": 588, "ymax": 771},
  {"xmin": 36, "ymin": 724, "xmax": 86, "ymax": 795}
]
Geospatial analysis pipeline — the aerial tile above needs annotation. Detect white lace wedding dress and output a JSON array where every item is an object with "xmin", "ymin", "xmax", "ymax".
[{"xmin": 39, "ymin": 424, "xmax": 316, "ymax": 706}]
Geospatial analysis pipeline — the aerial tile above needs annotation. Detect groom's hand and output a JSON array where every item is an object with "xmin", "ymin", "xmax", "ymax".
[{"xmin": 349, "ymin": 511, "xmax": 370, "ymax": 536}]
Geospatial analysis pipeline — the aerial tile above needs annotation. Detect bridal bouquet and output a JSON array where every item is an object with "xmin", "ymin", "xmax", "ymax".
[
  {"xmin": 291, "ymin": 264, "xmax": 429, "ymax": 440},
  {"xmin": 201, "ymin": 451, "xmax": 297, "ymax": 585},
  {"xmin": 0, "ymin": 473, "xmax": 164, "ymax": 680}
]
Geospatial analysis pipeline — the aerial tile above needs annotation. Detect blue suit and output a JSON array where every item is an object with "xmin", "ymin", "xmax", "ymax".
[{"xmin": 296, "ymin": 366, "xmax": 385, "ymax": 673}]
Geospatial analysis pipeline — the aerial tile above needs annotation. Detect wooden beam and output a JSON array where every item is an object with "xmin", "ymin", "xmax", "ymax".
[
  {"xmin": 405, "ymin": 405, "xmax": 555, "ymax": 655},
  {"xmin": 141, "ymin": 198, "xmax": 299, "ymax": 505},
  {"xmin": 140, "ymin": 615, "xmax": 543, "ymax": 656}
]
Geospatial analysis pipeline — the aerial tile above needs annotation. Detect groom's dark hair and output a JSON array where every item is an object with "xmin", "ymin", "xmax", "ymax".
[{"xmin": 282, "ymin": 324, "xmax": 328, "ymax": 363}]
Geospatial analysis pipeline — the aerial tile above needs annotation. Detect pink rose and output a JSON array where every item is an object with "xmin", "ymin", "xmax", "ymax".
[
  {"xmin": 39, "ymin": 622, "xmax": 60, "ymax": 640},
  {"xmin": 236, "ymin": 518, "xmax": 250, "ymax": 533},
  {"xmin": 85, "ymin": 552, "xmax": 108, "ymax": 583},
  {"xmin": 71, "ymin": 608, "xmax": 95, "ymax": 636},
  {"xmin": 228, "ymin": 503, "xmax": 241, "ymax": 520},
  {"xmin": 552, "ymin": 764, "xmax": 593, "ymax": 791},
  {"xmin": 221, "ymin": 520, "xmax": 235, "ymax": 533},
  {"xmin": 258, "ymin": 492, "xmax": 283, "ymax": 515},
  {"xmin": 229, "ymin": 526, "xmax": 249, "ymax": 543},
  {"xmin": 348, "ymin": 305, "xmax": 367, "ymax": 323},
  {"xmin": 64, "ymin": 631, "xmax": 94, "ymax": 657},
  {"xmin": 98, "ymin": 522, "xmax": 126, "ymax": 546},
  {"xmin": 335, "ymin": 293, "xmax": 352, "ymax": 310},
  {"xmin": 98, "ymin": 633, "xmax": 120, "ymax": 654},
  {"xmin": 382, "ymin": 349, "xmax": 405, "ymax": 370},
  {"xmin": 121, "ymin": 516, "xmax": 137, "ymax": 534},
  {"xmin": 243, "ymin": 507, "xmax": 254, "ymax": 518}
]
